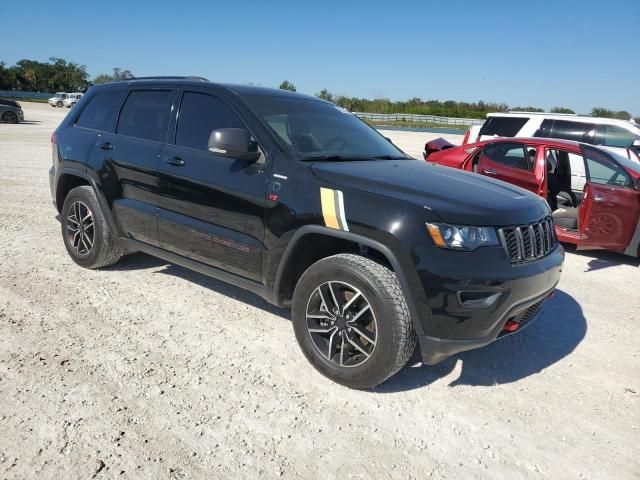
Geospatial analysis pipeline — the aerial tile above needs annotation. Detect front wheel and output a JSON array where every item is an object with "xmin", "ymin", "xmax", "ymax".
[
  {"xmin": 292, "ymin": 254, "xmax": 416, "ymax": 389},
  {"xmin": 56, "ymin": 101, "xmax": 63, "ymax": 107},
  {"xmin": 2, "ymin": 111, "xmax": 18, "ymax": 123},
  {"xmin": 61, "ymin": 186, "xmax": 123, "ymax": 269}
]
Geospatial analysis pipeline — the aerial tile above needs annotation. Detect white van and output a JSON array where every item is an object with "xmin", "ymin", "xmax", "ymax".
[
  {"xmin": 465, "ymin": 112, "xmax": 640, "ymax": 161},
  {"xmin": 63, "ymin": 93, "xmax": 83, "ymax": 108}
]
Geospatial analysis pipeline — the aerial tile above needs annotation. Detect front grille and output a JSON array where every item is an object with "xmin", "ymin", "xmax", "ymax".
[{"xmin": 498, "ymin": 217, "xmax": 556, "ymax": 263}]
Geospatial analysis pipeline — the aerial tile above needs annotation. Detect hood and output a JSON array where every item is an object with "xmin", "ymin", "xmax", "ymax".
[{"xmin": 310, "ymin": 159, "xmax": 550, "ymax": 226}]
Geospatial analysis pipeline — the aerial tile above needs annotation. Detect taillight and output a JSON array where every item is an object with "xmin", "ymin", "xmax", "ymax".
[{"xmin": 462, "ymin": 129, "xmax": 470, "ymax": 145}]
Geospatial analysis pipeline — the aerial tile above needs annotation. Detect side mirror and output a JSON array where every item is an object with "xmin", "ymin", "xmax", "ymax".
[{"xmin": 208, "ymin": 128, "xmax": 261, "ymax": 162}]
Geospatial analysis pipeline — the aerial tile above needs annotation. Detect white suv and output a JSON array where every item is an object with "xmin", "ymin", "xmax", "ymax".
[
  {"xmin": 63, "ymin": 93, "xmax": 83, "ymax": 108},
  {"xmin": 48, "ymin": 92, "xmax": 69, "ymax": 108},
  {"xmin": 466, "ymin": 112, "xmax": 640, "ymax": 160}
]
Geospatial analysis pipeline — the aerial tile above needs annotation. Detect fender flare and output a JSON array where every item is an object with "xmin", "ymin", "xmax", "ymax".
[
  {"xmin": 57, "ymin": 168, "xmax": 123, "ymax": 243},
  {"xmin": 273, "ymin": 225, "xmax": 424, "ymax": 335}
]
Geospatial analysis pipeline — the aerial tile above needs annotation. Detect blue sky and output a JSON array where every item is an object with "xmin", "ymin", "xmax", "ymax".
[{"xmin": 2, "ymin": 0, "xmax": 638, "ymax": 114}]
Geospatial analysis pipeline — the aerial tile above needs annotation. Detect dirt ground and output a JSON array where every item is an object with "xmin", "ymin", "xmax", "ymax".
[{"xmin": 0, "ymin": 102, "xmax": 638, "ymax": 480}]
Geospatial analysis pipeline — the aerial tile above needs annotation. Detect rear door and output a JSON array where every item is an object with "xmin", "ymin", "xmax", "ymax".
[
  {"xmin": 157, "ymin": 89, "xmax": 268, "ymax": 281},
  {"xmin": 90, "ymin": 88, "xmax": 174, "ymax": 247},
  {"xmin": 476, "ymin": 142, "xmax": 540, "ymax": 194},
  {"xmin": 577, "ymin": 146, "xmax": 640, "ymax": 250}
]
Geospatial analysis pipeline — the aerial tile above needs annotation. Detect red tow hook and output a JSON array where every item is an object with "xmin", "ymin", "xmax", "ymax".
[
  {"xmin": 547, "ymin": 290, "xmax": 555, "ymax": 299},
  {"xmin": 503, "ymin": 320, "xmax": 519, "ymax": 332}
]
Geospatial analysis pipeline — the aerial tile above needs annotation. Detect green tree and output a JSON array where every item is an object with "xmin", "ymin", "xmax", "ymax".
[
  {"xmin": 278, "ymin": 80, "xmax": 296, "ymax": 91},
  {"xmin": 315, "ymin": 89, "xmax": 334, "ymax": 102},
  {"xmin": 550, "ymin": 107, "xmax": 575, "ymax": 114},
  {"xmin": 92, "ymin": 67, "xmax": 134, "ymax": 84}
]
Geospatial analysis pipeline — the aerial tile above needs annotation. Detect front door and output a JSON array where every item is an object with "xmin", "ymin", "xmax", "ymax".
[
  {"xmin": 157, "ymin": 90, "xmax": 268, "ymax": 281},
  {"xmin": 477, "ymin": 141, "xmax": 540, "ymax": 194},
  {"xmin": 577, "ymin": 146, "xmax": 640, "ymax": 250}
]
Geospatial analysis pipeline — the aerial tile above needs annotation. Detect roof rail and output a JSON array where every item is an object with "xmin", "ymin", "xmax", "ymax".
[
  {"xmin": 506, "ymin": 111, "xmax": 577, "ymax": 116},
  {"xmin": 129, "ymin": 76, "xmax": 210, "ymax": 82}
]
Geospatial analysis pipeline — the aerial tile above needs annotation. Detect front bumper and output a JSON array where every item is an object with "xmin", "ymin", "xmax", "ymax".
[{"xmin": 404, "ymin": 242, "xmax": 564, "ymax": 364}]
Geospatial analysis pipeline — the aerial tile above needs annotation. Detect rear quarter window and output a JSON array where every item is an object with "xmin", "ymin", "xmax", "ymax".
[
  {"xmin": 537, "ymin": 120, "xmax": 594, "ymax": 143},
  {"xmin": 75, "ymin": 91, "xmax": 126, "ymax": 132},
  {"xmin": 479, "ymin": 117, "xmax": 528, "ymax": 137}
]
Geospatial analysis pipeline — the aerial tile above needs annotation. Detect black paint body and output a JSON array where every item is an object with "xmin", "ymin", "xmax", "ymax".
[{"xmin": 49, "ymin": 79, "xmax": 563, "ymax": 365}]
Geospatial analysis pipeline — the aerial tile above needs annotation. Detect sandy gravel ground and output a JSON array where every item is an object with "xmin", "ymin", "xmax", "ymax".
[{"xmin": 0, "ymin": 103, "xmax": 638, "ymax": 479}]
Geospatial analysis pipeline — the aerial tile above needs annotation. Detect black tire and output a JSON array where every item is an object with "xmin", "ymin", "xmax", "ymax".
[
  {"xmin": 61, "ymin": 186, "xmax": 123, "ymax": 269},
  {"xmin": 2, "ymin": 111, "xmax": 18, "ymax": 124},
  {"xmin": 56, "ymin": 101, "xmax": 63, "ymax": 107},
  {"xmin": 291, "ymin": 254, "xmax": 416, "ymax": 389}
]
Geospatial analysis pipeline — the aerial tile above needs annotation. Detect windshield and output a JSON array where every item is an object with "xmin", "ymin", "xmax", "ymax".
[{"xmin": 242, "ymin": 94, "xmax": 408, "ymax": 160}]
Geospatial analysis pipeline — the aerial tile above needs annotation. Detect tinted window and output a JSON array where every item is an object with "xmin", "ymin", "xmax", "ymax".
[
  {"xmin": 479, "ymin": 117, "xmax": 528, "ymax": 137},
  {"xmin": 549, "ymin": 120, "xmax": 593, "ymax": 143},
  {"xmin": 175, "ymin": 92, "xmax": 245, "ymax": 151},
  {"xmin": 583, "ymin": 146, "xmax": 632, "ymax": 188},
  {"xmin": 534, "ymin": 119, "xmax": 553, "ymax": 138},
  {"xmin": 116, "ymin": 90, "xmax": 171, "ymax": 142},
  {"xmin": 75, "ymin": 91, "xmax": 126, "ymax": 131},
  {"xmin": 483, "ymin": 142, "xmax": 531, "ymax": 170},
  {"xmin": 594, "ymin": 125, "xmax": 639, "ymax": 148}
]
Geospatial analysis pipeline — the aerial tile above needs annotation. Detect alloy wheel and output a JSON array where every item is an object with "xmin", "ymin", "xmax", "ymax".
[
  {"xmin": 305, "ymin": 281, "xmax": 378, "ymax": 368},
  {"xmin": 3, "ymin": 112, "xmax": 18, "ymax": 123},
  {"xmin": 66, "ymin": 201, "xmax": 95, "ymax": 256}
]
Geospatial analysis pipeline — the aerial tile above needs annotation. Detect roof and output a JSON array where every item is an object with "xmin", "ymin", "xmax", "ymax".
[
  {"xmin": 487, "ymin": 111, "xmax": 638, "ymax": 128},
  {"xmin": 94, "ymin": 77, "xmax": 324, "ymax": 103},
  {"xmin": 466, "ymin": 136, "xmax": 583, "ymax": 151}
]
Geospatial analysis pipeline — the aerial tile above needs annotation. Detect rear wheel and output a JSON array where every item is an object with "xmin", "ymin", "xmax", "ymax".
[
  {"xmin": 56, "ymin": 100, "xmax": 63, "ymax": 107},
  {"xmin": 2, "ymin": 111, "xmax": 18, "ymax": 123},
  {"xmin": 292, "ymin": 254, "xmax": 416, "ymax": 389},
  {"xmin": 61, "ymin": 186, "xmax": 123, "ymax": 269}
]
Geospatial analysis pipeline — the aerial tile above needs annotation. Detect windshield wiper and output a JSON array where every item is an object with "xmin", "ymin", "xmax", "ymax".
[{"xmin": 370, "ymin": 155, "xmax": 409, "ymax": 160}]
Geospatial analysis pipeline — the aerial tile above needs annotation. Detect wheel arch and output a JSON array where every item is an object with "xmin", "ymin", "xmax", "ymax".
[
  {"xmin": 273, "ymin": 225, "xmax": 423, "ymax": 335},
  {"xmin": 55, "ymin": 169, "xmax": 121, "ymax": 241}
]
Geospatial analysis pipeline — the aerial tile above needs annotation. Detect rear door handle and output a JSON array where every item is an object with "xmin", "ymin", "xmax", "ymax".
[
  {"xmin": 97, "ymin": 142, "xmax": 113, "ymax": 150},
  {"xmin": 483, "ymin": 168, "xmax": 498, "ymax": 175},
  {"xmin": 163, "ymin": 156, "xmax": 185, "ymax": 167}
]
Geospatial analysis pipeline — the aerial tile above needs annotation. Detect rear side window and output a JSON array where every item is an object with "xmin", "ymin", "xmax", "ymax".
[
  {"xmin": 483, "ymin": 142, "xmax": 531, "ymax": 170},
  {"xmin": 75, "ymin": 91, "xmax": 126, "ymax": 132},
  {"xmin": 547, "ymin": 120, "xmax": 593, "ymax": 143},
  {"xmin": 116, "ymin": 90, "xmax": 172, "ymax": 142},
  {"xmin": 175, "ymin": 92, "xmax": 245, "ymax": 151},
  {"xmin": 594, "ymin": 125, "xmax": 639, "ymax": 148},
  {"xmin": 479, "ymin": 117, "xmax": 528, "ymax": 137}
]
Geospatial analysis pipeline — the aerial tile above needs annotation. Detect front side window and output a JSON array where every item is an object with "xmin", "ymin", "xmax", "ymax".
[
  {"xmin": 594, "ymin": 124, "xmax": 639, "ymax": 148},
  {"xmin": 582, "ymin": 146, "xmax": 633, "ymax": 188},
  {"xmin": 116, "ymin": 90, "xmax": 171, "ymax": 142},
  {"xmin": 242, "ymin": 95, "xmax": 407, "ymax": 160},
  {"xmin": 479, "ymin": 117, "xmax": 528, "ymax": 137},
  {"xmin": 483, "ymin": 142, "xmax": 531, "ymax": 170},
  {"xmin": 76, "ymin": 91, "xmax": 126, "ymax": 132},
  {"xmin": 175, "ymin": 92, "xmax": 245, "ymax": 151}
]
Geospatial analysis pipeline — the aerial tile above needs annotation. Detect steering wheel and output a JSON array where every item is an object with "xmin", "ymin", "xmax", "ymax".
[{"xmin": 323, "ymin": 136, "xmax": 349, "ymax": 152}]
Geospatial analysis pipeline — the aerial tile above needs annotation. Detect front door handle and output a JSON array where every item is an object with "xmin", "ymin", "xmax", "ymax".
[
  {"xmin": 483, "ymin": 168, "xmax": 498, "ymax": 175},
  {"xmin": 593, "ymin": 194, "xmax": 604, "ymax": 203},
  {"xmin": 163, "ymin": 156, "xmax": 185, "ymax": 167},
  {"xmin": 97, "ymin": 141, "xmax": 113, "ymax": 150}
]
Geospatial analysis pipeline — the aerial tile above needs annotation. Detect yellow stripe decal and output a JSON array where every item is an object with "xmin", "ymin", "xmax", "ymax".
[{"xmin": 321, "ymin": 187, "xmax": 340, "ymax": 230}]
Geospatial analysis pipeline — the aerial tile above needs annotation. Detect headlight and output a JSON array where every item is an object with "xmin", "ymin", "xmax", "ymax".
[{"xmin": 426, "ymin": 223, "xmax": 499, "ymax": 251}]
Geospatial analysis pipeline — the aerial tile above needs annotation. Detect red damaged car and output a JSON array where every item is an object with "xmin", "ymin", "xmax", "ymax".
[{"xmin": 425, "ymin": 137, "xmax": 640, "ymax": 257}]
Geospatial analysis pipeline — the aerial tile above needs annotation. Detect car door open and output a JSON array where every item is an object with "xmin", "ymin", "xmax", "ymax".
[{"xmin": 477, "ymin": 142, "xmax": 540, "ymax": 194}]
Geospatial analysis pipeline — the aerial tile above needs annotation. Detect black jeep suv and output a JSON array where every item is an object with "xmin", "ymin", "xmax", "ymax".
[{"xmin": 49, "ymin": 77, "xmax": 564, "ymax": 389}]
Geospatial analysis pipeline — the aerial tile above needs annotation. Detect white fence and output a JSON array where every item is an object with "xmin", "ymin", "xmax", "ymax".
[{"xmin": 354, "ymin": 112, "xmax": 484, "ymax": 127}]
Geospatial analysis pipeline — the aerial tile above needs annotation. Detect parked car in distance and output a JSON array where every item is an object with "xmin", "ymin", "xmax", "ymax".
[
  {"xmin": 48, "ymin": 92, "xmax": 69, "ymax": 107},
  {"xmin": 63, "ymin": 93, "xmax": 83, "ymax": 108},
  {"xmin": 426, "ymin": 137, "xmax": 640, "ymax": 257},
  {"xmin": 49, "ymin": 77, "xmax": 563, "ymax": 388},
  {"xmin": 0, "ymin": 98, "xmax": 24, "ymax": 123},
  {"xmin": 461, "ymin": 112, "xmax": 640, "ymax": 160}
]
